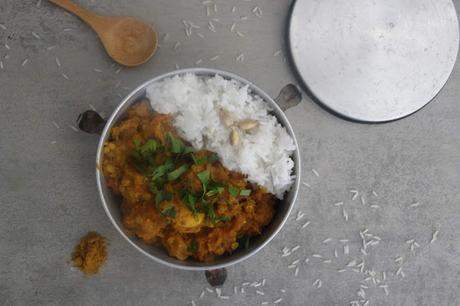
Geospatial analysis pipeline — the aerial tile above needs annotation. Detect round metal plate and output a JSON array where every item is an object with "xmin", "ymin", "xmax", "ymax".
[{"xmin": 289, "ymin": 0, "xmax": 459, "ymax": 122}]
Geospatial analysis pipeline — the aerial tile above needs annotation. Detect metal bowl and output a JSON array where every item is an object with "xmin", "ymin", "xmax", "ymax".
[{"xmin": 81, "ymin": 68, "xmax": 302, "ymax": 271}]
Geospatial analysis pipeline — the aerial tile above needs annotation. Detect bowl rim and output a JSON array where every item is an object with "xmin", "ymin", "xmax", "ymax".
[{"xmin": 96, "ymin": 67, "xmax": 301, "ymax": 271}]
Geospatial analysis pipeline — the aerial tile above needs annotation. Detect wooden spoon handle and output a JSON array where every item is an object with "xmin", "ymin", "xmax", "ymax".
[{"xmin": 49, "ymin": 0, "xmax": 109, "ymax": 32}]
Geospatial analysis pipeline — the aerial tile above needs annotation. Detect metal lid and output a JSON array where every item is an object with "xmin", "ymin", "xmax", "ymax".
[{"xmin": 289, "ymin": 0, "xmax": 459, "ymax": 122}]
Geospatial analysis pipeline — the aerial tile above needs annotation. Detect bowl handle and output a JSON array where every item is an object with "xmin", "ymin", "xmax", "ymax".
[
  {"xmin": 77, "ymin": 110, "xmax": 107, "ymax": 135},
  {"xmin": 275, "ymin": 84, "xmax": 302, "ymax": 111},
  {"xmin": 205, "ymin": 268, "xmax": 227, "ymax": 287}
]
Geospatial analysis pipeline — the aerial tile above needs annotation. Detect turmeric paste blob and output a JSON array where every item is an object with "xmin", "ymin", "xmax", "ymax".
[
  {"xmin": 71, "ymin": 231, "xmax": 108, "ymax": 275},
  {"xmin": 101, "ymin": 101, "xmax": 276, "ymax": 262}
]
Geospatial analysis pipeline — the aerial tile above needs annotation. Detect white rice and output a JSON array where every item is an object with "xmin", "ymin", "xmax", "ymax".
[{"xmin": 147, "ymin": 74, "xmax": 296, "ymax": 198}]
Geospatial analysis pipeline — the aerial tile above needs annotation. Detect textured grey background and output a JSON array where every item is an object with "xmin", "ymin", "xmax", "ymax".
[{"xmin": 0, "ymin": 1, "xmax": 459, "ymax": 305}]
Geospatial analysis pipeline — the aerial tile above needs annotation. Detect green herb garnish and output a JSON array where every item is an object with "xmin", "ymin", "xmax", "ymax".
[
  {"xmin": 191, "ymin": 153, "xmax": 207, "ymax": 165},
  {"xmin": 167, "ymin": 164, "xmax": 189, "ymax": 181},
  {"xmin": 151, "ymin": 160, "xmax": 175, "ymax": 181},
  {"xmin": 134, "ymin": 139, "xmax": 160, "ymax": 162},
  {"xmin": 215, "ymin": 215, "xmax": 231, "ymax": 223},
  {"xmin": 208, "ymin": 153, "xmax": 219, "ymax": 163},
  {"xmin": 206, "ymin": 186, "xmax": 225, "ymax": 197},
  {"xmin": 167, "ymin": 132, "xmax": 193, "ymax": 154},
  {"xmin": 168, "ymin": 132, "xmax": 184, "ymax": 153},
  {"xmin": 238, "ymin": 236, "xmax": 250, "ymax": 249},
  {"xmin": 182, "ymin": 190, "xmax": 198, "ymax": 213},
  {"xmin": 228, "ymin": 185, "xmax": 240, "ymax": 197},
  {"xmin": 160, "ymin": 206, "xmax": 176, "ymax": 218},
  {"xmin": 155, "ymin": 191, "xmax": 173, "ymax": 208},
  {"xmin": 197, "ymin": 170, "xmax": 210, "ymax": 193},
  {"xmin": 202, "ymin": 201, "xmax": 216, "ymax": 222},
  {"xmin": 189, "ymin": 239, "xmax": 198, "ymax": 254},
  {"xmin": 239, "ymin": 189, "xmax": 252, "ymax": 197}
]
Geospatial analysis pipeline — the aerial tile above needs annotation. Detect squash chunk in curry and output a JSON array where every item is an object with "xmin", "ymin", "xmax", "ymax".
[{"xmin": 102, "ymin": 101, "xmax": 276, "ymax": 262}]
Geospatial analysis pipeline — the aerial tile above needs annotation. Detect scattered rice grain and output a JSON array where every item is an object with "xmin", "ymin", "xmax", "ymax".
[
  {"xmin": 302, "ymin": 182, "xmax": 311, "ymax": 188},
  {"xmin": 173, "ymin": 41, "xmax": 181, "ymax": 50},
  {"xmin": 430, "ymin": 229, "xmax": 439, "ymax": 243},
  {"xmin": 342, "ymin": 208, "xmax": 349, "ymax": 221},
  {"xmin": 273, "ymin": 298, "xmax": 283, "ymax": 304},
  {"xmin": 31, "ymin": 31, "xmax": 41, "ymax": 39},
  {"xmin": 21, "ymin": 59, "xmax": 29, "ymax": 66},
  {"xmin": 236, "ymin": 53, "xmax": 244, "ymax": 62}
]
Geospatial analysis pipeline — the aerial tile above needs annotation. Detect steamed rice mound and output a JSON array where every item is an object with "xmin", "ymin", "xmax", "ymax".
[{"xmin": 146, "ymin": 74, "xmax": 296, "ymax": 199}]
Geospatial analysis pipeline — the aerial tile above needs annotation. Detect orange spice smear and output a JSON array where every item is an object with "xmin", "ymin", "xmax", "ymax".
[{"xmin": 71, "ymin": 231, "xmax": 108, "ymax": 275}]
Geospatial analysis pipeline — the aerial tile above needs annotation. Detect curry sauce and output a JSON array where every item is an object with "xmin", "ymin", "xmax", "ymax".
[{"xmin": 101, "ymin": 101, "xmax": 276, "ymax": 262}]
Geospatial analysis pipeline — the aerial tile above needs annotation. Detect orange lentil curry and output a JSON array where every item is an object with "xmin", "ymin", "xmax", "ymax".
[{"xmin": 101, "ymin": 101, "xmax": 276, "ymax": 262}]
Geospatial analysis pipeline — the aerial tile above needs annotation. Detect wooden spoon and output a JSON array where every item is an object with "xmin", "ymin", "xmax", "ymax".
[{"xmin": 49, "ymin": 0, "xmax": 157, "ymax": 67}]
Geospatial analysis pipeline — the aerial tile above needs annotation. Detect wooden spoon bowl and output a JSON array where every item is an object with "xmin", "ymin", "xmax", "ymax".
[{"xmin": 49, "ymin": 0, "xmax": 157, "ymax": 67}]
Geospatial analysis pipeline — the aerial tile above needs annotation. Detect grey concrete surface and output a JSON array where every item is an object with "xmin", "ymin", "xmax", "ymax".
[{"xmin": 0, "ymin": 1, "xmax": 459, "ymax": 305}]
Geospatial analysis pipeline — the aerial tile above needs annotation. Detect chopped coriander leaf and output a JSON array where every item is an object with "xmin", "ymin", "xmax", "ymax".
[
  {"xmin": 160, "ymin": 206, "xmax": 176, "ymax": 218},
  {"xmin": 191, "ymin": 153, "xmax": 207, "ymax": 165},
  {"xmin": 141, "ymin": 139, "xmax": 160, "ymax": 155},
  {"xmin": 155, "ymin": 191, "xmax": 173, "ymax": 208},
  {"xmin": 205, "ymin": 189, "xmax": 218, "ymax": 197},
  {"xmin": 189, "ymin": 239, "xmax": 198, "ymax": 254},
  {"xmin": 167, "ymin": 132, "xmax": 183, "ymax": 153},
  {"xmin": 197, "ymin": 170, "xmax": 210, "ymax": 193},
  {"xmin": 206, "ymin": 185, "xmax": 225, "ymax": 197},
  {"xmin": 133, "ymin": 139, "xmax": 161, "ymax": 164},
  {"xmin": 208, "ymin": 153, "xmax": 219, "ymax": 163},
  {"xmin": 216, "ymin": 215, "xmax": 231, "ymax": 223},
  {"xmin": 202, "ymin": 201, "xmax": 216, "ymax": 222},
  {"xmin": 239, "ymin": 189, "xmax": 252, "ymax": 197},
  {"xmin": 167, "ymin": 164, "xmax": 189, "ymax": 181},
  {"xmin": 238, "ymin": 236, "xmax": 250, "ymax": 249},
  {"xmin": 228, "ymin": 185, "xmax": 240, "ymax": 197},
  {"xmin": 183, "ymin": 146, "xmax": 194, "ymax": 154},
  {"xmin": 133, "ymin": 139, "xmax": 141, "ymax": 147},
  {"xmin": 150, "ymin": 160, "xmax": 174, "ymax": 181},
  {"xmin": 216, "ymin": 186, "xmax": 225, "ymax": 194},
  {"xmin": 182, "ymin": 190, "xmax": 198, "ymax": 213}
]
